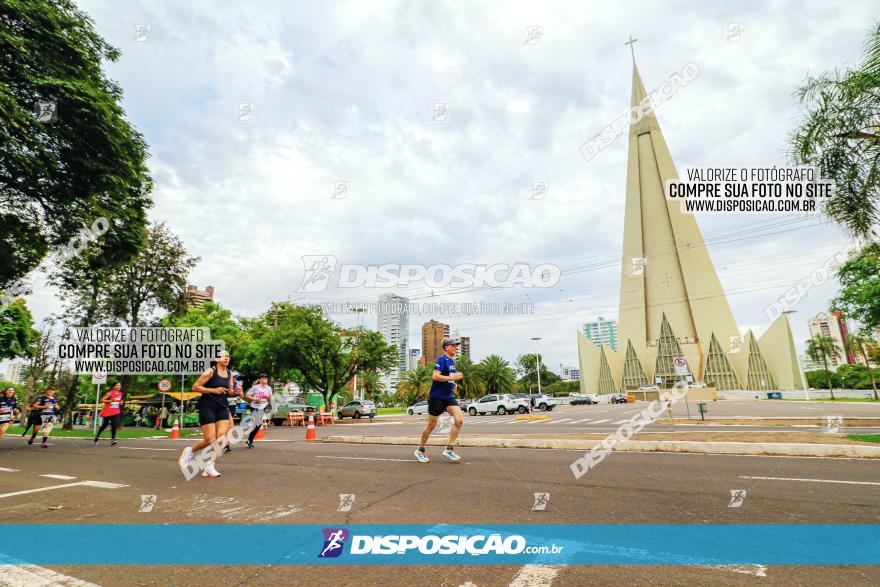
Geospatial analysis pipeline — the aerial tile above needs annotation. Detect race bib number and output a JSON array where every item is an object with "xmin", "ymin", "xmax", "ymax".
[
  {"xmin": 41, "ymin": 415, "xmax": 55, "ymax": 424},
  {"xmin": 228, "ymin": 397, "xmax": 238, "ymax": 406},
  {"xmin": 110, "ymin": 402, "xmax": 119, "ymax": 408},
  {"xmin": 0, "ymin": 414, "xmax": 11, "ymax": 423}
]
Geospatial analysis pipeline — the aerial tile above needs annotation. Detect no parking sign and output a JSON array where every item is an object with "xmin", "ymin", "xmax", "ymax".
[
  {"xmin": 157, "ymin": 379, "xmax": 173, "ymax": 392},
  {"xmin": 672, "ymin": 355, "xmax": 688, "ymax": 376}
]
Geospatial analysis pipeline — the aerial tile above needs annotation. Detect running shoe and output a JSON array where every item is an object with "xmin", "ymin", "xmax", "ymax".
[
  {"xmin": 201, "ymin": 463, "xmax": 221, "ymax": 478},
  {"xmin": 442, "ymin": 448, "xmax": 461, "ymax": 462},
  {"xmin": 224, "ymin": 445, "xmax": 231, "ymax": 453},
  {"xmin": 110, "ymin": 440, "xmax": 118, "ymax": 446},
  {"xmin": 93, "ymin": 439, "xmax": 98, "ymax": 445},
  {"xmin": 178, "ymin": 446, "xmax": 193, "ymax": 469},
  {"xmin": 246, "ymin": 441, "xmax": 254, "ymax": 449},
  {"xmin": 41, "ymin": 441, "xmax": 48, "ymax": 448},
  {"xmin": 27, "ymin": 438, "xmax": 34, "ymax": 445},
  {"xmin": 414, "ymin": 448, "xmax": 429, "ymax": 463}
]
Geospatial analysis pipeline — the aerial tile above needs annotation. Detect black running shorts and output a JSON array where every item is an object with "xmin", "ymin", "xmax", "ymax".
[
  {"xmin": 428, "ymin": 396, "xmax": 458, "ymax": 417},
  {"xmin": 198, "ymin": 401, "xmax": 230, "ymax": 425}
]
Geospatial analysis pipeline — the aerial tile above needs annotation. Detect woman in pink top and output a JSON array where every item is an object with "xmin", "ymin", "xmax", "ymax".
[
  {"xmin": 244, "ymin": 373, "xmax": 273, "ymax": 448},
  {"xmin": 94, "ymin": 382, "xmax": 124, "ymax": 445}
]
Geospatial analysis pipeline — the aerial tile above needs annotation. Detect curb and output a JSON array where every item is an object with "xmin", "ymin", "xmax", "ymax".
[{"xmin": 322, "ymin": 435, "xmax": 880, "ymax": 458}]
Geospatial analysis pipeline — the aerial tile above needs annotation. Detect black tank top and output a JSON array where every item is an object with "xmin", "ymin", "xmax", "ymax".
[{"xmin": 198, "ymin": 366, "xmax": 232, "ymax": 407}]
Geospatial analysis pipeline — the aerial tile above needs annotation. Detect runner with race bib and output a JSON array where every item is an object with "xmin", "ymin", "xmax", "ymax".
[
  {"xmin": 0, "ymin": 387, "xmax": 20, "ymax": 441},
  {"xmin": 28, "ymin": 387, "xmax": 58, "ymax": 448},
  {"xmin": 94, "ymin": 382, "xmax": 124, "ymax": 446}
]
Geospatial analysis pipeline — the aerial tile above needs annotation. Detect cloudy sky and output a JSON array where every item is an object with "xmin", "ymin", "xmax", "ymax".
[{"xmin": 7, "ymin": 0, "xmax": 877, "ymax": 376}]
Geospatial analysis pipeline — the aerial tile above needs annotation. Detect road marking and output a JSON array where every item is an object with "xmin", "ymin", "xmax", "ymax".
[
  {"xmin": 316, "ymin": 455, "xmax": 471, "ymax": 464},
  {"xmin": 0, "ymin": 467, "xmax": 18, "ymax": 473},
  {"xmin": 0, "ymin": 564, "xmax": 100, "ymax": 586},
  {"xmin": 0, "ymin": 480, "xmax": 128, "ymax": 500},
  {"xmin": 569, "ymin": 418, "xmax": 593, "ymax": 424},
  {"xmin": 40, "ymin": 474, "xmax": 75, "ymax": 480},
  {"xmin": 592, "ymin": 419, "xmax": 611, "ymax": 424},
  {"xmin": 509, "ymin": 564, "xmax": 561, "ymax": 587},
  {"xmin": 548, "ymin": 419, "xmax": 571, "ymax": 424},
  {"xmin": 613, "ymin": 419, "xmax": 630, "ymax": 424},
  {"xmin": 739, "ymin": 475, "xmax": 880, "ymax": 486},
  {"xmin": 119, "ymin": 446, "xmax": 176, "ymax": 451}
]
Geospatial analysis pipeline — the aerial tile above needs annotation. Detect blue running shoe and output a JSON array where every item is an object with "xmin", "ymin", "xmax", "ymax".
[
  {"xmin": 414, "ymin": 448, "xmax": 429, "ymax": 463},
  {"xmin": 442, "ymin": 448, "xmax": 461, "ymax": 462}
]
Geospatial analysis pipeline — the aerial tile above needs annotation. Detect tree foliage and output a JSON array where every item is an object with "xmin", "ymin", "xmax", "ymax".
[
  {"xmin": 0, "ymin": 298, "xmax": 38, "ymax": 360},
  {"xmin": 0, "ymin": 0, "xmax": 152, "ymax": 287}
]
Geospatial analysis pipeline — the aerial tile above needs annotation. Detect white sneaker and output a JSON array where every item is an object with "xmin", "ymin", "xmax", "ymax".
[
  {"xmin": 178, "ymin": 446, "xmax": 193, "ymax": 470},
  {"xmin": 201, "ymin": 462, "xmax": 220, "ymax": 478}
]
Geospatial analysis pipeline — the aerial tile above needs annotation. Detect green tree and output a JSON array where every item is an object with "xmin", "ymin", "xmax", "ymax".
[
  {"xmin": 103, "ymin": 223, "xmax": 198, "ymax": 328},
  {"xmin": 806, "ymin": 334, "xmax": 842, "ymax": 398},
  {"xmin": 0, "ymin": 0, "xmax": 152, "ymax": 287},
  {"xmin": 453, "ymin": 355, "xmax": 484, "ymax": 399},
  {"xmin": 0, "ymin": 299, "xmax": 38, "ymax": 361},
  {"xmin": 477, "ymin": 355, "xmax": 516, "ymax": 394},
  {"xmin": 789, "ymin": 22, "xmax": 880, "ymax": 236},
  {"xmin": 844, "ymin": 334, "xmax": 879, "ymax": 399},
  {"xmin": 515, "ymin": 353, "xmax": 561, "ymax": 392},
  {"xmin": 396, "ymin": 365, "xmax": 432, "ymax": 406},
  {"xmin": 832, "ymin": 244, "xmax": 880, "ymax": 332},
  {"xmin": 357, "ymin": 370, "xmax": 385, "ymax": 399},
  {"xmin": 805, "ymin": 369, "xmax": 843, "ymax": 390},
  {"xmin": 249, "ymin": 303, "xmax": 398, "ymax": 409}
]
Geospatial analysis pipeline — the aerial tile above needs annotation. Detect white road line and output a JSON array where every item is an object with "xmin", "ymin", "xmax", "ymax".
[
  {"xmin": 548, "ymin": 418, "xmax": 571, "ymax": 424},
  {"xmin": 508, "ymin": 564, "xmax": 561, "ymax": 587},
  {"xmin": 739, "ymin": 475, "xmax": 880, "ymax": 486},
  {"xmin": 591, "ymin": 419, "xmax": 611, "ymax": 424},
  {"xmin": 119, "ymin": 446, "xmax": 176, "ymax": 451},
  {"xmin": 316, "ymin": 455, "xmax": 471, "ymax": 464},
  {"xmin": 39, "ymin": 474, "xmax": 75, "ymax": 480},
  {"xmin": 0, "ymin": 480, "xmax": 128, "ymax": 500},
  {"xmin": 525, "ymin": 419, "xmax": 544, "ymax": 424},
  {"xmin": 613, "ymin": 419, "xmax": 630, "ymax": 424},
  {"xmin": 0, "ymin": 467, "xmax": 19, "ymax": 472},
  {"xmin": 0, "ymin": 564, "xmax": 100, "ymax": 586},
  {"xmin": 569, "ymin": 418, "xmax": 593, "ymax": 424}
]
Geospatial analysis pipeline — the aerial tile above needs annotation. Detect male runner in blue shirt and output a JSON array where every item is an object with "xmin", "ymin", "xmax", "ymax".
[{"xmin": 415, "ymin": 339, "xmax": 463, "ymax": 463}]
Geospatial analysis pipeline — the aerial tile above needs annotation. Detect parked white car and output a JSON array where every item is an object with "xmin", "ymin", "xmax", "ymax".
[
  {"xmin": 407, "ymin": 401, "xmax": 429, "ymax": 415},
  {"xmin": 468, "ymin": 394, "xmax": 530, "ymax": 415}
]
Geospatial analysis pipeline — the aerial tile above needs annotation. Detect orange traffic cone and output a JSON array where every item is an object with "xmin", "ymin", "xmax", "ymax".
[
  {"xmin": 255, "ymin": 422, "xmax": 266, "ymax": 440},
  {"xmin": 169, "ymin": 419, "xmax": 180, "ymax": 440},
  {"xmin": 305, "ymin": 413, "xmax": 317, "ymax": 441}
]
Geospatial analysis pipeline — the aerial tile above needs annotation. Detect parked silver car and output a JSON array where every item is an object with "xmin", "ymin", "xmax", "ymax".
[{"xmin": 337, "ymin": 400, "xmax": 376, "ymax": 420}]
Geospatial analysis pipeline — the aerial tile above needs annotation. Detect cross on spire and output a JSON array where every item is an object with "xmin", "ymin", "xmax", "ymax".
[{"xmin": 625, "ymin": 36, "xmax": 638, "ymax": 63}]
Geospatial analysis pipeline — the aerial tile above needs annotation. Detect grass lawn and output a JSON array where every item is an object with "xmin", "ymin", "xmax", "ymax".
[
  {"xmin": 782, "ymin": 397, "xmax": 877, "ymax": 402},
  {"xmin": 3, "ymin": 425, "xmax": 201, "ymax": 438},
  {"xmin": 844, "ymin": 434, "xmax": 880, "ymax": 444},
  {"xmin": 376, "ymin": 407, "xmax": 406, "ymax": 415}
]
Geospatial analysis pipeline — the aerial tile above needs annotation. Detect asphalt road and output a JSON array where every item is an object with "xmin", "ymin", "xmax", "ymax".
[
  {"xmin": 0, "ymin": 432, "xmax": 878, "ymax": 586},
  {"xmin": 345, "ymin": 400, "xmax": 880, "ymax": 436}
]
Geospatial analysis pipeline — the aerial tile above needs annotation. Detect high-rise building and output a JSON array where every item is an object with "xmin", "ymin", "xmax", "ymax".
[
  {"xmin": 377, "ymin": 294, "xmax": 409, "ymax": 390},
  {"xmin": 185, "ymin": 284, "xmax": 215, "ymax": 308},
  {"xmin": 583, "ymin": 317, "xmax": 618, "ymax": 351},
  {"xmin": 577, "ymin": 56, "xmax": 804, "ymax": 393},
  {"xmin": 451, "ymin": 330, "xmax": 471, "ymax": 361},
  {"xmin": 6, "ymin": 360, "xmax": 26, "ymax": 385},
  {"xmin": 806, "ymin": 311, "xmax": 849, "ymax": 367},
  {"xmin": 408, "ymin": 348, "xmax": 421, "ymax": 371},
  {"xmin": 422, "ymin": 319, "xmax": 450, "ymax": 364}
]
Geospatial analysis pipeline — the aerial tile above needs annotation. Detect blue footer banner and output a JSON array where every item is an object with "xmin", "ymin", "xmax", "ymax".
[{"xmin": 0, "ymin": 524, "xmax": 877, "ymax": 565}]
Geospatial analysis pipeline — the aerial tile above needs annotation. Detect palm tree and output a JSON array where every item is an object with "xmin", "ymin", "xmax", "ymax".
[
  {"xmin": 357, "ymin": 370, "xmax": 385, "ymax": 400},
  {"xmin": 476, "ymin": 355, "xmax": 517, "ymax": 394},
  {"xmin": 454, "ymin": 356, "xmax": 485, "ymax": 399},
  {"xmin": 396, "ymin": 365, "xmax": 432, "ymax": 406},
  {"xmin": 846, "ymin": 335, "xmax": 879, "ymax": 400},
  {"xmin": 789, "ymin": 22, "xmax": 880, "ymax": 237},
  {"xmin": 806, "ymin": 334, "xmax": 842, "ymax": 399}
]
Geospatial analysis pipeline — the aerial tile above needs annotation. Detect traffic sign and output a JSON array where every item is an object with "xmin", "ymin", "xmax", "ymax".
[
  {"xmin": 672, "ymin": 355, "xmax": 688, "ymax": 376},
  {"xmin": 157, "ymin": 378, "xmax": 173, "ymax": 392},
  {"xmin": 91, "ymin": 371, "xmax": 107, "ymax": 385}
]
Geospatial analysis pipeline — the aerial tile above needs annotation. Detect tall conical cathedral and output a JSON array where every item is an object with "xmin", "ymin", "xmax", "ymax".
[{"xmin": 577, "ymin": 61, "xmax": 804, "ymax": 393}]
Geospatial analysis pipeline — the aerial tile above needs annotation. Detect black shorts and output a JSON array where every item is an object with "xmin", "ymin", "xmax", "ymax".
[
  {"xmin": 198, "ymin": 400, "xmax": 230, "ymax": 425},
  {"xmin": 428, "ymin": 396, "xmax": 458, "ymax": 417}
]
